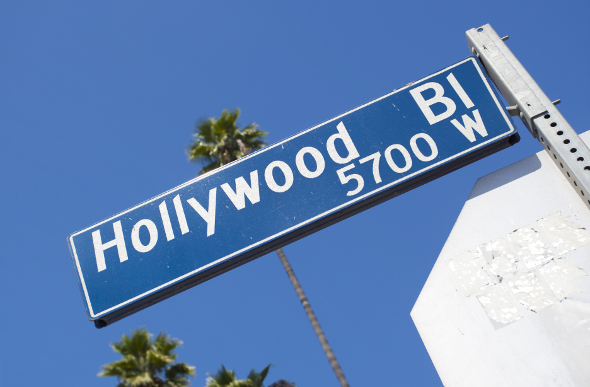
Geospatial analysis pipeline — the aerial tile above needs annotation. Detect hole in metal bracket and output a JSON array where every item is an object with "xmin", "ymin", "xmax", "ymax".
[
  {"xmin": 581, "ymin": 191, "xmax": 585, "ymax": 196},
  {"xmin": 567, "ymin": 172, "xmax": 571, "ymax": 177},
  {"xmin": 477, "ymin": 28, "xmax": 483, "ymax": 32},
  {"xmin": 564, "ymin": 139, "xmax": 570, "ymax": 144},
  {"xmin": 578, "ymin": 157, "xmax": 584, "ymax": 162},
  {"xmin": 585, "ymin": 166, "xmax": 590, "ymax": 171},
  {"xmin": 550, "ymin": 122, "xmax": 557, "ymax": 127},
  {"xmin": 544, "ymin": 114, "xmax": 551, "ymax": 119},
  {"xmin": 560, "ymin": 163, "xmax": 564, "ymax": 168},
  {"xmin": 575, "ymin": 181, "xmax": 578, "ymax": 186},
  {"xmin": 557, "ymin": 131, "xmax": 563, "ymax": 135},
  {"xmin": 554, "ymin": 154, "xmax": 557, "ymax": 159},
  {"xmin": 571, "ymin": 148, "xmax": 577, "ymax": 153}
]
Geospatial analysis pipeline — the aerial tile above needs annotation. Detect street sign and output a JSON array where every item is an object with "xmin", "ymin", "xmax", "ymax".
[{"xmin": 69, "ymin": 57, "xmax": 517, "ymax": 327}]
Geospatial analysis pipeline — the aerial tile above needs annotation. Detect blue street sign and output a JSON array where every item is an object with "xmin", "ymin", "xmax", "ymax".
[{"xmin": 69, "ymin": 57, "xmax": 517, "ymax": 328}]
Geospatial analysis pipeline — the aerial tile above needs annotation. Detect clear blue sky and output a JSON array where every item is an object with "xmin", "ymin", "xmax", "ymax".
[{"xmin": 1, "ymin": 1, "xmax": 588, "ymax": 386}]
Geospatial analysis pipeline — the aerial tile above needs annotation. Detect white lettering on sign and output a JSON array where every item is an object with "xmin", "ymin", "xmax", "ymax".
[
  {"xmin": 159, "ymin": 201, "xmax": 175, "ymax": 241},
  {"xmin": 385, "ymin": 144, "xmax": 413, "ymax": 173},
  {"xmin": 296, "ymin": 147, "xmax": 325, "ymax": 178},
  {"xmin": 187, "ymin": 188, "xmax": 217, "ymax": 237},
  {"xmin": 338, "ymin": 132, "xmax": 442, "ymax": 196},
  {"xmin": 173, "ymin": 194, "xmax": 190, "ymax": 234},
  {"xmin": 410, "ymin": 82, "xmax": 456, "ymax": 125},
  {"xmin": 131, "ymin": 219, "xmax": 158, "ymax": 253},
  {"xmin": 451, "ymin": 109, "xmax": 488, "ymax": 143},
  {"xmin": 92, "ymin": 220, "xmax": 128, "ymax": 272},
  {"xmin": 92, "ymin": 121, "xmax": 446, "ymax": 272},
  {"xmin": 410, "ymin": 73, "xmax": 489, "ymax": 143},
  {"xmin": 327, "ymin": 122, "xmax": 360, "ymax": 164},
  {"xmin": 446, "ymin": 73, "xmax": 474, "ymax": 109},
  {"xmin": 92, "ymin": 128, "xmax": 443, "ymax": 272},
  {"xmin": 359, "ymin": 152, "xmax": 382, "ymax": 184},
  {"xmin": 410, "ymin": 133, "xmax": 438, "ymax": 162},
  {"xmin": 92, "ymin": 66, "xmax": 502, "ymax": 273},
  {"xmin": 221, "ymin": 171, "xmax": 261, "ymax": 210},
  {"xmin": 265, "ymin": 161, "xmax": 294, "ymax": 193},
  {"xmin": 337, "ymin": 164, "xmax": 364, "ymax": 196}
]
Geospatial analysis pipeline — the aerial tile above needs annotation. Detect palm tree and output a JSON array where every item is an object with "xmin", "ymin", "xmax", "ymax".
[
  {"xmin": 187, "ymin": 108, "xmax": 267, "ymax": 174},
  {"xmin": 205, "ymin": 364, "xmax": 271, "ymax": 387},
  {"xmin": 98, "ymin": 327, "xmax": 196, "ymax": 387},
  {"xmin": 188, "ymin": 109, "xmax": 349, "ymax": 387}
]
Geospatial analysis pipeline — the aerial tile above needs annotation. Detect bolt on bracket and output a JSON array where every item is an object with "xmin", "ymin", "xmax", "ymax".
[{"xmin": 466, "ymin": 24, "xmax": 590, "ymax": 210}]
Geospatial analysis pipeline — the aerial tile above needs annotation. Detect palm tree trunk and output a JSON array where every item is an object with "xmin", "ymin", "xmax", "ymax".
[{"xmin": 276, "ymin": 248, "xmax": 349, "ymax": 387}]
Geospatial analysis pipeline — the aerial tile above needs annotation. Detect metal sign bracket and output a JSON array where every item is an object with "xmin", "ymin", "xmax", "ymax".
[{"xmin": 467, "ymin": 24, "xmax": 590, "ymax": 210}]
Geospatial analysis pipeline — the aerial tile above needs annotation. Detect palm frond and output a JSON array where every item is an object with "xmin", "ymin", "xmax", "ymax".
[
  {"xmin": 165, "ymin": 362, "xmax": 196, "ymax": 379},
  {"xmin": 187, "ymin": 108, "xmax": 268, "ymax": 175},
  {"xmin": 126, "ymin": 371, "xmax": 154, "ymax": 387},
  {"xmin": 246, "ymin": 364, "xmax": 272, "ymax": 387},
  {"xmin": 98, "ymin": 328, "xmax": 195, "ymax": 386},
  {"xmin": 164, "ymin": 362, "xmax": 196, "ymax": 387}
]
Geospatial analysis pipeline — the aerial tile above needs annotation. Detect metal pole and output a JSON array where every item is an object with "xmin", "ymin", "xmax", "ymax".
[
  {"xmin": 276, "ymin": 248, "xmax": 349, "ymax": 387},
  {"xmin": 466, "ymin": 24, "xmax": 590, "ymax": 210}
]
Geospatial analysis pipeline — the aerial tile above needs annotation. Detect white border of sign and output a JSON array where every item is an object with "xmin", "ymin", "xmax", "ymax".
[{"xmin": 70, "ymin": 57, "xmax": 515, "ymax": 318}]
